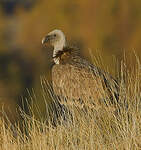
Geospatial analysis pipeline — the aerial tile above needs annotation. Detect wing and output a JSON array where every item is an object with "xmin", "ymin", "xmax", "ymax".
[{"xmin": 52, "ymin": 57, "xmax": 119, "ymax": 108}]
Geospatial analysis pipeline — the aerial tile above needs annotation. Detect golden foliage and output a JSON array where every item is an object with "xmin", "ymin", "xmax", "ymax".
[{"xmin": 0, "ymin": 0, "xmax": 141, "ymax": 128}]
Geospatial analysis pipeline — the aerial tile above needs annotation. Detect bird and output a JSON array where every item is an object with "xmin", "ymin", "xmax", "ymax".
[{"xmin": 42, "ymin": 29, "xmax": 119, "ymax": 109}]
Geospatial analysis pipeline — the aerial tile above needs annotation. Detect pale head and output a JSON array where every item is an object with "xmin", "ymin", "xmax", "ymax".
[
  {"xmin": 42, "ymin": 29, "xmax": 67, "ymax": 64},
  {"xmin": 42, "ymin": 29, "xmax": 66, "ymax": 50}
]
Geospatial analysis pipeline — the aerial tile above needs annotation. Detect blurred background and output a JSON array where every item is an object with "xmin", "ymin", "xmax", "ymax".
[{"xmin": 0, "ymin": 0, "xmax": 141, "ymax": 124}]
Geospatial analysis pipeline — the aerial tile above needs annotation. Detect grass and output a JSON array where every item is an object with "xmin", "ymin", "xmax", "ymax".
[{"xmin": 0, "ymin": 56, "xmax": 141, "ymax": 150}]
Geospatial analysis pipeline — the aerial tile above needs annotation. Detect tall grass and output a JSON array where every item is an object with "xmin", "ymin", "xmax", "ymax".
[{"xmin": 0, "ymin": 56, "xmax": 141, "ymax": 150}]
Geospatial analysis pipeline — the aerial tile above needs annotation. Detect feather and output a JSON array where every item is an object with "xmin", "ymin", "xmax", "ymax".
[{"xmin": 42, "ymin": 29, "xmax": 119, "ymax": 109}]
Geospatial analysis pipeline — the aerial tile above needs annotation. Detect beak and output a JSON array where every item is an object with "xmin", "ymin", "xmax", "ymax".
[
  {"xmin": 42, "ymin": 35, "xmax": 50, "ymax": 45},
  {"xmin": 42, "ymin": 34, "xmax": 55, "ymax": 45}
]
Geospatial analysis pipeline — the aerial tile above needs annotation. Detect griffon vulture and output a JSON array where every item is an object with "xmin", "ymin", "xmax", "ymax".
[{"xmin": 42, "ymin": 29, "xmax": 119, "ymax": 109}]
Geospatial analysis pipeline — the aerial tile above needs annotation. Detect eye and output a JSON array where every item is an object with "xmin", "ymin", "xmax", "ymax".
[{"xmin": 54, "ymin": 34, "xmax": 56, "ymax": 37}]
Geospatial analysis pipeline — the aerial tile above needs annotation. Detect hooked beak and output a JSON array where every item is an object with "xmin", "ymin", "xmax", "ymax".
[
  {"xmin": 42, "ymin": 35, "xmax": 50, "ymax": 45},
  {"xmin": 42, "ymin": 34, "xmax": 55, "ymax": 45}
]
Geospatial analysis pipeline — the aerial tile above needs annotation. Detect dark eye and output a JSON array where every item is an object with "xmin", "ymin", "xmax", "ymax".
[{"xmin": 54, "ymin": 34, "xmax": 56, "ymax": 37}]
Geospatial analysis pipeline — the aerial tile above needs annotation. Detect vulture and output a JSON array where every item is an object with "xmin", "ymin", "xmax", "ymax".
[{"xmin": 42, "ymin": 29, "xmax": 119, "ymax": 109}]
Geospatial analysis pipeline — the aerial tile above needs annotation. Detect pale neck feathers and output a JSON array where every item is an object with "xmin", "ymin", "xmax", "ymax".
[{"xmin": 53, "ymin": 35, "xmax": 66, "ymax": 64}]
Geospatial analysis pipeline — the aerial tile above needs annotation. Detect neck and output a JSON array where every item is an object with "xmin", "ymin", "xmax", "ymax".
[{"xmin": 53, "ymin": 41, "xmax": 66, "ymax": 64}]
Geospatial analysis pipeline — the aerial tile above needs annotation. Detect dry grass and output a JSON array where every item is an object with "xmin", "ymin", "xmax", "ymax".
[{"xmin": 0, "ymin": 57, "xmax": 141, "ymax": 150}]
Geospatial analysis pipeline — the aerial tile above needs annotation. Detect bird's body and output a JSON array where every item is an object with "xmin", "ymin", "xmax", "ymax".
[
  {"xmin": 42, "ymin": 29, "xmax": 119, "ymax": 108},
  {"xmin": 52, "ymin": 47, "xmax": 118, "ymax": 108}
]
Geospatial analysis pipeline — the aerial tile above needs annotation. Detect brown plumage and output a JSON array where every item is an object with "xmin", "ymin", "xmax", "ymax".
[{"xmin": 42, "ymin": 29, "xmax": 119, "ymax": 108}]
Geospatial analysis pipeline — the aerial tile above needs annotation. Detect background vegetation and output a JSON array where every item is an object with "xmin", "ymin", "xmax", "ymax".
[
  {"xmin": 0, "ymin": 66, "xmax": 141, "ymax": 149},
  {"xmin": 0, "ymin": 1, "xmax": 141, "ymax": 149}
]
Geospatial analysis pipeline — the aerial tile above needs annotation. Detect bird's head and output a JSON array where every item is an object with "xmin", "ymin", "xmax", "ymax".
[{"xmin": 42, "ymin": 29, "xmax": 66, "ymax": 50}]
